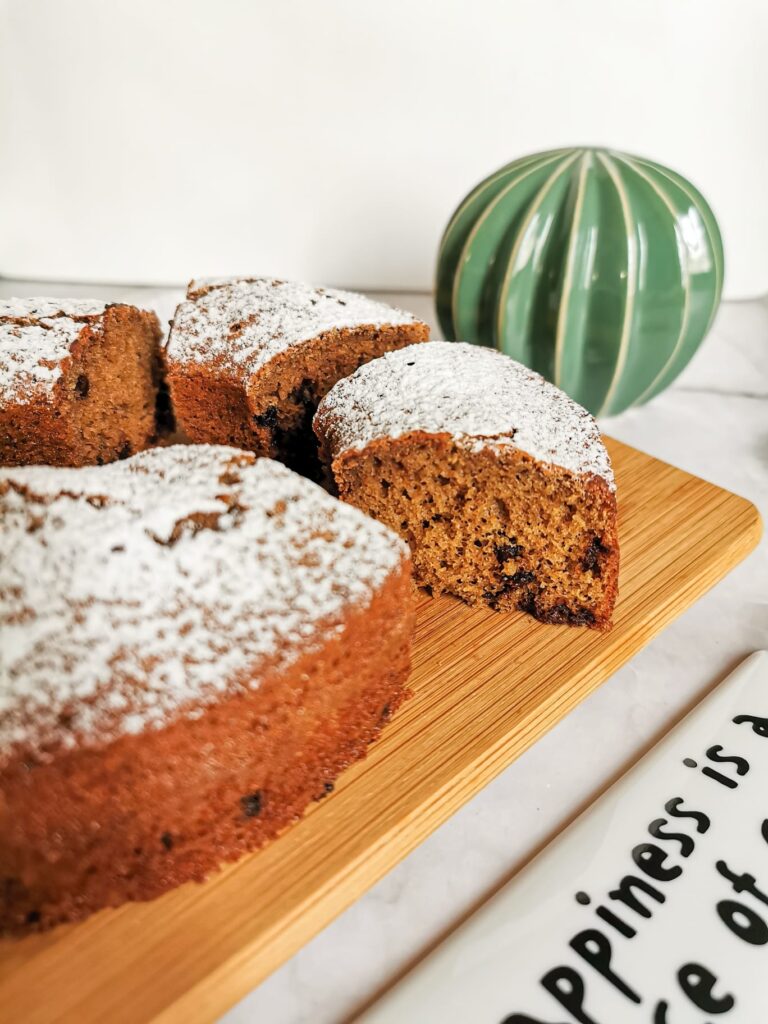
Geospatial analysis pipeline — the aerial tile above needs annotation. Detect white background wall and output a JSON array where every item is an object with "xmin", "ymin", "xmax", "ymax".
[{"xmin": 1, "ymin": 0, "xmax": 766, "ymax": 297}]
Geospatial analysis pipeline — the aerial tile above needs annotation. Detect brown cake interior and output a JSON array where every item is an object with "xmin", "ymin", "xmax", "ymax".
[
  {"xmin": 325, "ymin": 432, "xmax": 619, "ymax": 628},
  {"xmin": 166, "ymin": 323, "xmax": 429, "ymax": 477},
  {"xmin": 0, "ymin": 305, "xmax": 164, "ymax": 467},
  {"xmin": 0, "ymin": 560, "xmax": 412, "ymax": 934},
  {"xmin": 65, "ymin": 306, "xmax": 165, "ymax": 463}
]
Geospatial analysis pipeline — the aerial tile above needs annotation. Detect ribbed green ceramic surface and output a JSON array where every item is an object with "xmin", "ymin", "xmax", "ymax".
[{"xmin": 436, "ymin": 148, "xmax": 724, "ymax": 416}]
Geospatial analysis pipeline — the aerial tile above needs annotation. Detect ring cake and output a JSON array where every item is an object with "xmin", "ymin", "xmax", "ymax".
[
  {"xmin": 315, "ymin": 341, "xmax": 619, "ymax": 628},
  {"xmin": 0, "ymin": 445, "xmax": 413, "ymax": 933},
  {"xmin": 0, "ymin": 299, "xmax": 163, "ymax": 467},
  {"xmin": 164, "ymin": 277, "xmax": 429, "ymax": 476}
]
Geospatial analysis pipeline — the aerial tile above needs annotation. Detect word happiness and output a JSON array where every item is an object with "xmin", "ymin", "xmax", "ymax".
[{"xmin": 504, "ymin": 711, "xmax": 768, "ymax": 1024}]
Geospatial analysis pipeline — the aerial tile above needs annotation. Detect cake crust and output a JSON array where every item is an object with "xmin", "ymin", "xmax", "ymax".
[
  {"xmin": 0, "ymin": 446, "xmax": 413, "ymax": 932},
  {"xmin": 0, "ymin": 567, "xmax": 411, "ymax": 934}
]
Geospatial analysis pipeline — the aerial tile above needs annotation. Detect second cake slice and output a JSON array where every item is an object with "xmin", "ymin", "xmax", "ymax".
[{"xmin": 164, "ymin": 277, "xmax": 429, "ymax": 475}]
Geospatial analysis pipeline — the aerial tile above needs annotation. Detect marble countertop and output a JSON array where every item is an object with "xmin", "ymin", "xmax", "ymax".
[{"xmin": 1, "ymin": 281, "xmax": 765, "ymax": 1023}]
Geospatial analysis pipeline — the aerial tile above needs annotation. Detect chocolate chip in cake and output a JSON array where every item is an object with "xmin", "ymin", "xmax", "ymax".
[
  {"xmin": 517, "ymin": 591, "xmax": 538, "ymax": 616},
  {"xmin": 253, "ymin": 405, "xmax": 279, "ymax": 430},
  {"xmin": 240, "ymin": 791, "xmax": 263, "ymax": 818},
  {"xmin": 160, "ymin": 832, "xmax": 174, "ymax": 850},
  {"xmin": 314, "ymin": 780, "xmax": 336, "ymax": 801},
  {"xmin": 495, "ymin": 540, "xmax": 523, "ymax": 563},
  {"xmin": 582, "ymin": 535, "xmax": 609, "ymax": 575},
  {"xmin": 74, "ymin": 374, "xmax": 90, "ymax": 399},
  {"xmin": 504, "ymin": 569, "xmax": 536, "ymax": 588},
  {"xmin": 543, "ymin": 603, "xmax": 596, "ymax": 626},
  {"xmin": 117, "ymin": 442, "xmax": 133, "ymax": 460},
  {"xmin": 25, "ymin": 910, "xmax": 40, "ymax": 924},
  {"xmin": 573, "ymin": 608, "xmax": 596, "ymax": 626}
]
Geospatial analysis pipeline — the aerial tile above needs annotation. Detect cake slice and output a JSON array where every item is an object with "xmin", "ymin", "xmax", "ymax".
[
  {"xmin": 0, "ymin": 445, "xmax": 412, "ymax": 933},
  {"xmin": 164, "ymin": 277, "xmax": 429, "ymax": 476},
  {"xmin": 0, "ymin": 298, "xmax": 164, "ymax": 466},
  {"xmin": 315, "ymin": 341, "xmax": 619, "ymax": 628}
]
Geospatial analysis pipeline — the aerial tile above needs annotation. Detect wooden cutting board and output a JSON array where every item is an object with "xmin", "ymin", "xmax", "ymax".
[{"xmin": 0, "ymin": 438, "xmax": 761, "ymax": 1024}]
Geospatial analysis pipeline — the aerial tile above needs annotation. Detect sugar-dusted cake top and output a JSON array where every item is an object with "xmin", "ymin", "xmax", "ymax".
[
  {"xmin": 0, "ymin": 445, "xmax": 407, "ymax": 764},
  {"xmin": 165, "ymin": 276, "xmax": 423, "ymax": 376},
  {"xmin": 316, "ymin": 341, "xmax": 615, "ymax": 486},
  {"xmin": 0, "ymin": 298, "xmax": 109, "ymax": 398}
]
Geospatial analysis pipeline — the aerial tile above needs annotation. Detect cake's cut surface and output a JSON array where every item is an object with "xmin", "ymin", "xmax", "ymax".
[
  {"xmin": 0, "ymin": 445, "xmax": 413, "ymax": 932},
  {"xmin": 0, "ymin": 298, "xmax": 163, "ymax": 467},
  {"xmin": 315, "ymin": 342, "xmax": 618, "ymax": 628},
  {"xmin": 164, "ymin": 277, "xmax": 429, "ymax": 475}
]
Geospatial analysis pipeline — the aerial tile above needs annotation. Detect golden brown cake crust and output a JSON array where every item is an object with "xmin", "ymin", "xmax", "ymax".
[
  {"xmin": 0, "ymin": 565, "xmax": 412, "ymax": 934},
  {"xmin": 0, "ymin": 300, "xmax": 164, "ymax": 467},
  {"xmin": 0, "ymin": 446, "xmax": 414, "ymax": 933},
  {"xmin": 163, "ymin": 278, "xmax": 429, "ymax": 476}
]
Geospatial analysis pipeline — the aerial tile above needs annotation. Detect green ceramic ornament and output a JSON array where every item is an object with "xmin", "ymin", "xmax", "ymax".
[{"xmin": 435, "ymin": 148, "xmax": 724, "ymax": 416}]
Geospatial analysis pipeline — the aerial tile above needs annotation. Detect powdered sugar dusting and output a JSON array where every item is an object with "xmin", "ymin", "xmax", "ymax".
[
  {"xmin": 0, "ymin": 445, "xmax": 407, "ymax": 764},
  {"xmin": 165, "ymin": 276, "xmax": 422, "ymax": 376},
  {"xmin": 0, "ymin": 298, "xmax": 109, "ymax": 397},
  {"xmin": 316, "ymin": 342, "xmax": 615, "ymax": 486},
  {"xmin": 0, "ymin": 298, "xmax": 109, "ymax": 322}
]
